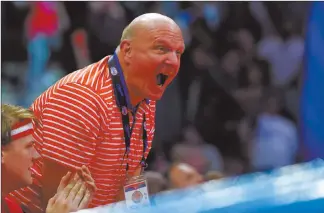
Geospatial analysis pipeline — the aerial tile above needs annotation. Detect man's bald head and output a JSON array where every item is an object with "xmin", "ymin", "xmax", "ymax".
[
  {"xmin": 121, "ymin": 13, "xmax": 181, "ymax": 42},
  {"xmin": 117, "ymin": 12, "xmax": 184, "ymax": 102}
]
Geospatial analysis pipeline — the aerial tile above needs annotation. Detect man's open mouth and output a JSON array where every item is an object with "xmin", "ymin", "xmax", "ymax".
[{"xmin": 156, "ymin": 73, "xmax": 168, "ymax": 87}]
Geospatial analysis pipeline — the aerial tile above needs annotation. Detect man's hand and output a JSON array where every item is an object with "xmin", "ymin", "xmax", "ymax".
[{"xmin": 45, "ymin": 166, "xmax": 96, "ymax": 213}]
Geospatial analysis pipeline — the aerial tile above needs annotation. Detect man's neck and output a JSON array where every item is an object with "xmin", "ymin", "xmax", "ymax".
[
  {"xmin": 1, "ymin": 175, "xmax": 21, "ymax": 197},
  {"xmin": 115, "ymin": 51, "xmax": 145, "ymax": 107},
  {"xmin": 1, "ymin": 181, "xmax": 12, "ymax": 197}
]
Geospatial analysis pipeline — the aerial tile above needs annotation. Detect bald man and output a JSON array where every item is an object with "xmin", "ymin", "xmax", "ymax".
[
  {"xmin": 10, "ymin": 13, "xmax": 185, "ymax": 213},
  {"xmin": 168, "ymin": 163, "xmax": 203, "ymax": 189}
]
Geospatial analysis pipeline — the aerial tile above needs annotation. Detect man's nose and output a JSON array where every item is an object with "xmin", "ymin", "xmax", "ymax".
[
  {"xmin": 31, "ymin": 147, "xmax": 41, "ymax": 160},
  {"xmin": 166, "ymin": 51, "xmax": 179, "ymax": 67}
]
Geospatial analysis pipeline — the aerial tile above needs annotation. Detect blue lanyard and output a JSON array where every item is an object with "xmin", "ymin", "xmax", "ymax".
[{"xmin": 108, "ymin": 53, "xmax": 148, "ymax": 171}]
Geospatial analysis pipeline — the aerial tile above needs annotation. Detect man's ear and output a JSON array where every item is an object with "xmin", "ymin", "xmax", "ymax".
[{"xmin": 120, "ymin": 40, "xmax": 132, "ymax": 63}]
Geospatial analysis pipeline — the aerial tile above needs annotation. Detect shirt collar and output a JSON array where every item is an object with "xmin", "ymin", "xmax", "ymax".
[{"xmin": 112, "ymin": 53, "xmax": 149, "ymax": 111}]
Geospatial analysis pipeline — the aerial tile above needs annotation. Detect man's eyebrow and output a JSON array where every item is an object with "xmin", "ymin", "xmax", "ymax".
[{"xmin": 153, "ymin": 40, "xmax": 185, "ymax": 52}]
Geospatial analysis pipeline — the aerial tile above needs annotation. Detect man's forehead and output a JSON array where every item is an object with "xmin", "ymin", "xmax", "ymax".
[
  {"xmin": 133, "ymin": 20, "xmax": 183, "ymax": 40},
  {"xmin": 153, "ymin": 37, "xmax": 184, "ymax": 49},
  {"xmin": 135, "ymin": 31, "xmax": 184, "ymax": 52}
]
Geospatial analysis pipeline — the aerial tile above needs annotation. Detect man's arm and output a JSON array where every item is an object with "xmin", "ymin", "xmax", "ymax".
[{"xmin": 40, "ymin": 83, "xmax": 102, "ymax": 209}]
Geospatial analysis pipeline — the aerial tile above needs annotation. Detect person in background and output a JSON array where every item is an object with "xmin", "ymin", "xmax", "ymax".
[
  {"xmin": 24, "ymin": 1, "xmax": 70, "ymax": 106},
  {"xmin": 168, "ymin": 163, "xmax": 203, "ymax": 189},
  {"xmin": 1, "ymin": 104, "xmax": 96, "ymax": 213},
  {"xmin": 171, "ymin": 143, "xmax": 210, "ymax": 174},
  {"xmin": 182, "ymin": 124, "xmax": 224, "ymax": 172},
  {"xmin": 234, "ymin": 58, "xmax": 270, "ymax": 117},
  {"xmin": 87, "ymin": 1, "xmax": 127, "ymax": 62},
  {"xmin": 144, "ymin": 171, "xmax": 168, "ymax": 195},
  {"xmin": 249, "ymin": 1, "xmax": 304, "ymax": 87},
  {"xmin": 250, "ymin": 88, "xmax": 298, "ymax": 171},
  {"xmin": 205, "ymin": 170, "xmax": 226, "ymax": 181}
]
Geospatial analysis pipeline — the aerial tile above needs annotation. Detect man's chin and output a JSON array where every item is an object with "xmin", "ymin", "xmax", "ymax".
[
  {"xmin": 147, "ymin": 91, "xmax": 164, "ymax": 101},
  {"xmin": 24, "ymin": 171, "xmax": 33, "ymax": 185},
  {"xmin": 147, "ymin": 94, "xmax": 163, "ymax": 101}
]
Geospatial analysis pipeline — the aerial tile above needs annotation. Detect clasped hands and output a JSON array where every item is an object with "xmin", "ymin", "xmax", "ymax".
[{"xmin": 46, "ymin": 165, "xmax": 97, "ymax": 213}]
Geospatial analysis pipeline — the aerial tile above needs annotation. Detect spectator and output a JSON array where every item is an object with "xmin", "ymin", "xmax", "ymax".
[
  {"xmin": 234, "ymin": 58, "xmax": 271, "ymax": 117},
  {"xmin": 171, "ymin": 143, "xmax": 209, "ymax": 174},
  {"xmin": 23, "ymin": 2, "xmax": 70, "ymax": 107},
  {"xmin": 205, "ymin": 171, "xmax": 226, "ymax": 181},
  {"xmin": 144, "ymin": 172, "xmax": 168, "ymax": 195},
  {"xmin": 87, "ymin": 1, "xmax": 127, "ymax": 61},
  {"xmin": 250, "ymin": 88, "xmax": 298, "ymax": 171},
  {"xmin": 182, "ymin": 124, "xmax": 224, "ymax": 172},
  {"xmin": 215, "ymin": 45, "xmax": 242, "ymax": 93},
  {"xmin": 168, "ymin": 163, "xmax": 203, "ymax": 189},
  {"xmin": 234, "ymin": 28, "xmax": 257, "ymax": 65},
  {"xmin": 249, "ymin": 2, "xmax": 304, "ymax": 86}
]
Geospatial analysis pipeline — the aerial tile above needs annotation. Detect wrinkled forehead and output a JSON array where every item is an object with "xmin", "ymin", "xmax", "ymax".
[{"xmin": 133, "ymin": 22, "xmax": 185, "ymax": 49}]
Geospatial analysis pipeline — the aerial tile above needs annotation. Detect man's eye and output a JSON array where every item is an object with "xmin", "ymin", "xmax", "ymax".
[
  {"xmin": 157, "ymin": 46, "xmax": 167, "ymax": 53},
  {"xmin": 176, "ymin": 50, "xmax": 182, "ymax": 56}
]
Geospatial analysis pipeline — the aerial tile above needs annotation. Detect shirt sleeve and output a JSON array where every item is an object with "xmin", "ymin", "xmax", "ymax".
[{"xmin": 41, "ymin": 83, "xmax": 101, "ymax": 169}]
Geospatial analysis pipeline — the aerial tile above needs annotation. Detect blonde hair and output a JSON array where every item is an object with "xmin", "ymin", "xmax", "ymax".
[
  {"xmin": 205, "ymin": 171, "xmax": 226, "ymax": 181},
  {"xmin": 1, "ymin": 104, "xmax": 35, "ymax": 145}
]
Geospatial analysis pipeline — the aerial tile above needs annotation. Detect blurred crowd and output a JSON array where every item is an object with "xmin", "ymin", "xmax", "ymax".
[{"xmin": 2, "ymin": 1, "xmax": 310, "ymax": 194}]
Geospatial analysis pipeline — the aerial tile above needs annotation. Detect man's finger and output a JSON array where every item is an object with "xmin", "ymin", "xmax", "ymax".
[
  {"xmin": 85, "ymin": 181, "xmax": 97, "ymax": 192},
  {"xmin": 72, "ymin": 182, "xmax": 87, "ymax": 207},
  {"xmin": 81, "ymin": 165, "xmax": 91, "ymax": 175},
  {"xmin": 78, "ymin": 189, "xmax": 93, "ymax": 210},
  {"xmin": 48, "ymin": 193, "xmax": 58, "ymax": 206},
  {"xmin": 67, "ymin": 179, "xmax": 83, "ymax": 200},
  {"xmin": 58, "ymin": 173, "xmax": 80, "ymax": 200},
  {"xmin": 81, "ymin": 166, "xmax": 92, "ymax": 181},
  {"xmin": 81, "ymin": 172, "xmax": 93, "ymax": 183},
  {"xmin": 56, "ymin": 171, "xmax": 72, "ymax": 193}
]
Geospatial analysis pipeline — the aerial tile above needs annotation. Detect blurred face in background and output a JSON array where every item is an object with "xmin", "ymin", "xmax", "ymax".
[
  {"xmin": 235, "ymin": 29, "xmax": 255, "ymax": 54},
  {"xmin": 264, "ymin": 96, "xmax": 281, "ymax": 114},
  {"xmin": 183, "ymin": 125, "xmax": 202, "ymax": 145},
  {"xmin": 2, "ymin": 135, "xmax": 40, "ymax": 190},
  {"xmin": 169, "ymin": 163, "xmax": 203, "ymax": 189},
  {"xmin": 247, "ymin": 64, "xmax": 262, "ymax": 86},
  {"xmin": 192, "ymin": 47, "xmax": 213, "ymax": 70},
  {"xmin": 221, "ymin": 49, "xmax": 241, "ymax": 76},
  {"xmin": 122, "ymin": 20, "xmax": 185, "ymax": 101},
  {"xmin": 171, "ymin": 144, "xmax": 209, "ymax": 174}
]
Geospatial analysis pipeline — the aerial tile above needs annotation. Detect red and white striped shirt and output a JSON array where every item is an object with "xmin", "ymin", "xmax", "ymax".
[{"xmin": 9, "ymin": 56, "xmax": 156, "ymax": 213}]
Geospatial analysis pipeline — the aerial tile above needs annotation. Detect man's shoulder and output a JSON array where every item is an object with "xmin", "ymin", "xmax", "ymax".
[
  {"xmin": 33, "ymin": 56, "xmax": 111, "ymax": 108},
  {"xmin": 60, "ymin": 56, "xmax": 110, "ymax": 87}
]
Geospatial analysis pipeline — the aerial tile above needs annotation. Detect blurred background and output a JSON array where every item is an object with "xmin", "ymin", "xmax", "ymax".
[{"xmin": 2, "ymin": 1, "xmax": 321, "ymax": 194}]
